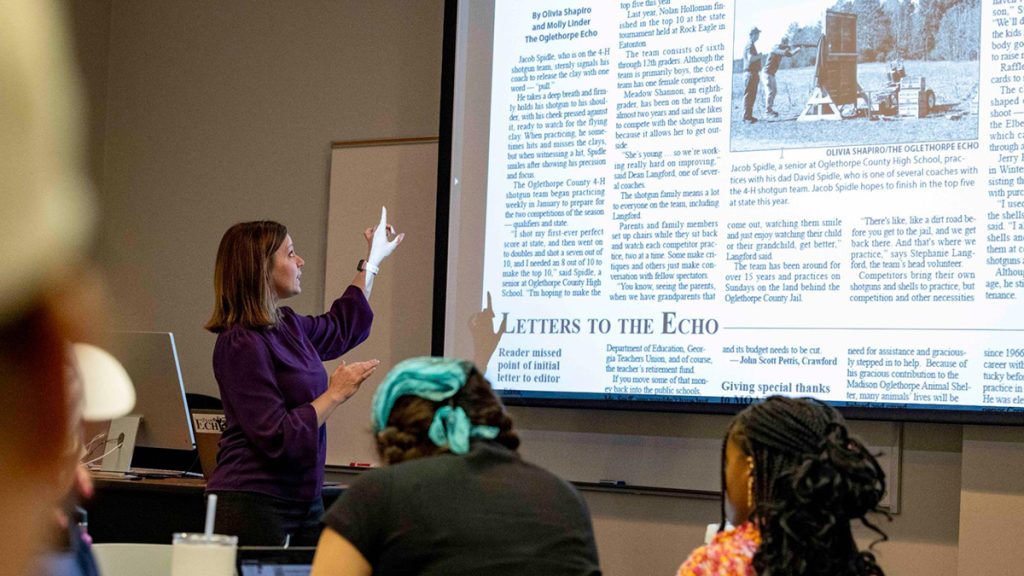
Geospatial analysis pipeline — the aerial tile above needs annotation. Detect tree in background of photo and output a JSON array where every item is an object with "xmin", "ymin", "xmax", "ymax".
[
  {"xmin": 824, "ymin": 0, "xmax": 980, "ymax": 62},
  {"xmin": 931, "ymin": 0, "xmax": 980, "ymax": 60},
  {"xmin": 783, "ymin": 21, "xmax": 823, "ymax": 69}
]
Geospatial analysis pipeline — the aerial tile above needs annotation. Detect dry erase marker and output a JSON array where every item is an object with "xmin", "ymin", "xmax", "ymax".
[
  {"xmin": 599, "ymin": 479, "xmax": 627, "ymax": 486},
  {"xmin": 349, "ymin": 462, "xmax": 372, "ymax": 467}
]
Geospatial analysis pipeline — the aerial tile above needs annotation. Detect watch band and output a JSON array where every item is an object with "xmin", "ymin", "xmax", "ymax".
[{"xmin": 357, "ymin": 259, "xmax": 380, "ymax": 275}]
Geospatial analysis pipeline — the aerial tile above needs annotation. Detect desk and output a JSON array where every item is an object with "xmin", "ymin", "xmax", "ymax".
[{"xmin": 86, "ymin": 476, "xmax": 344, "ymax": 544}]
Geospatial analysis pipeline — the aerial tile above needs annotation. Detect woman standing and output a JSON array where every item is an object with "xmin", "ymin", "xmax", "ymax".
[{"xmin": 205, "ymin": 208, "xmax": 402, "ymax": 546}]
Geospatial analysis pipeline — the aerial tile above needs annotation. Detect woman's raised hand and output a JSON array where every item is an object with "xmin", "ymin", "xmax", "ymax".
[{"xmin": 364, "ymin": 206, "xmax": 404, "ymax": 272}]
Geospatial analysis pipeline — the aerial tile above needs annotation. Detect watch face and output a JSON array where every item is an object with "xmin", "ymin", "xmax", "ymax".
[{"xmin": 357, "ymin": 259, "xmax": 366, "ymax": 272}]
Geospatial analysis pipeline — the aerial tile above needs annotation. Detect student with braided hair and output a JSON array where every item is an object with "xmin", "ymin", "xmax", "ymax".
[
  {"xmin": 311, "ymin": 357, "xmax": 601, "ymax": 576},
  {"xmin": 678, "ymin": 396, "xmax": 888, "ymax": 576}
]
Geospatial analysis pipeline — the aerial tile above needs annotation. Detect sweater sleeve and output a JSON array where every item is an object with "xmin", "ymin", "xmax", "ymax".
[
  {"xmin": 294, "ymin": 285, "xmax": 374, "ymax": 361},
  {"xmin": 214, "ymin": 330, "xmax": 320, "ymax": 465}
]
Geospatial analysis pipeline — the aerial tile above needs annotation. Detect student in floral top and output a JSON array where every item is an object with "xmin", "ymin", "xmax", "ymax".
[{"xmin": 678, "ymin": 396, "xmax": 889, "ymax": 576}]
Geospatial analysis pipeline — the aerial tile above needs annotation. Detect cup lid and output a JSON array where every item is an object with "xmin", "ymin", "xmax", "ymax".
[{"xmin": 172, "ymin": 533, "xmax": 238, "ymax": 546}]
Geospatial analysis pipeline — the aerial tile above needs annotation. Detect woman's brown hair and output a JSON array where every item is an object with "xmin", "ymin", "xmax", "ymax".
[
  {"xmin": 205, "ymin": 221, "xmax": 288, "ymax": 332},
  {"xmin": 375, "ymin": 369, "xmax": 519, "ymax": 465}
]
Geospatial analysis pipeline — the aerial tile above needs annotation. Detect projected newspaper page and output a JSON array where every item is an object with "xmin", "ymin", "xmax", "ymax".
[{"xmin": 465, "ymin": 0, "xmax": 1023, "ymax": 414}]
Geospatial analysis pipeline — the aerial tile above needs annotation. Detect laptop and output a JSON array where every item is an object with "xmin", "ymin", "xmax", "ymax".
[{"xmin": 236, "ymin": 546, "xmax": 316, "ymax": 576}]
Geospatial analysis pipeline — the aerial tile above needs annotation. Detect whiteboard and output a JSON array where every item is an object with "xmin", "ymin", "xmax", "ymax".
[{"xmin": 324, "ymin": 138, "xmax": 439, "ymax": 467}]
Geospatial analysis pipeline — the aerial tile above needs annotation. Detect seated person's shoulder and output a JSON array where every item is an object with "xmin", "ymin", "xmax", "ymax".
[{"xmin": 679, "ymin": 523, "xmax": 758, "ymax": 576}]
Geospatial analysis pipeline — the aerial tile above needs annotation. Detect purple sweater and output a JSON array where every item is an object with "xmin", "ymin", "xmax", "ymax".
[{"xmin": 207, "ymin": 286, "xmax": 372, "ymax": 501}]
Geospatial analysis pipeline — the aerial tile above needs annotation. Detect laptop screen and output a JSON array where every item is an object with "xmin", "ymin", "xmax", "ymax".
[{"xmin": 236, "ymin": 546, "xmax": 316, "ymax": 576}]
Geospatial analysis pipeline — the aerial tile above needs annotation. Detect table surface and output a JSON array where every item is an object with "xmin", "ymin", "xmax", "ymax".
[{"xmin": 86, "ymin": 473, "xmax": 344, "ymax": 544}]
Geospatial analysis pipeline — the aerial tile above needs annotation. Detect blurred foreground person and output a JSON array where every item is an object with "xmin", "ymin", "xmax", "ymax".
[{"xmin": 0, "ymin": 1, "xmax": 106, "ymax": 575}]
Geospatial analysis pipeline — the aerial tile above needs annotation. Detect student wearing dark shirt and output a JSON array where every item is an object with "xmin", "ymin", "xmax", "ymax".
[
  {"xmin": 205, "ymin": 210, "xmax": 402, "ymax": 546},
  {"xmin": 312, "ymin": 357, "xmax": 602, "ymax": 576}
]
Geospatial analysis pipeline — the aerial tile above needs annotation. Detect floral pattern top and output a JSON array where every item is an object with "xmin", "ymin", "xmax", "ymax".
[{"xmin": 677, "ymin": 521, "xmax": 761, "ymax": 576}]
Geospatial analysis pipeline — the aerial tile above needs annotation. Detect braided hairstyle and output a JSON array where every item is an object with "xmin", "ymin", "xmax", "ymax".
[
  {"xmin": 724, "ymin": 396, "xmax": 888, "ymax": 576},
  {"xmin": 375, "ymin": 367, "xmax": 519, "ymax": 465}
]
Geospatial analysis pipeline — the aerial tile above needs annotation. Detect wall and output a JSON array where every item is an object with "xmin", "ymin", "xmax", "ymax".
[
  {"xmin": 64, "ymin": 0, "xmax": 111, "ymax": 193},
  {"xmin": 73, "ymin": 2, "xmax": 1019, "ymax": 575},
  {"xmin": 94, "ymin": 0, "xmax": 443, "ymax": 396},
  {"xmin": 957, "ymin": 426, "xmax": 1024, "ymax": 574}
]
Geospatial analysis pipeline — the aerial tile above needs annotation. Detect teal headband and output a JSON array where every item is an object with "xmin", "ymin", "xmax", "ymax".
[{"xmin": 371, "ymin": 357, "xmax": 499, "ymax": 454}]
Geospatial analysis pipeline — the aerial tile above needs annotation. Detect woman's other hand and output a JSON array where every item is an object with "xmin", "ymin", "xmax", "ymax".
[
  {"xmin": 328, "ymin": 359, "xmax": 380, "ymax": 404},
  {"xmin": 314, "ymin": 359, "xmax": 380, "ymax": 425}
]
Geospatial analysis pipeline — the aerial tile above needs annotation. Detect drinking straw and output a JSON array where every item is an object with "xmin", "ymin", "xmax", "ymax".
[{"xmin": 204, "ymin": 493, "xmax": 217, "ymax": 538}]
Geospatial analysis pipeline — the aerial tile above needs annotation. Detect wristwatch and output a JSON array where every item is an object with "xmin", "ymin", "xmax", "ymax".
[{"xmin": 357, "ymin": 259, "xmax": 379, "ymax": 275}]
